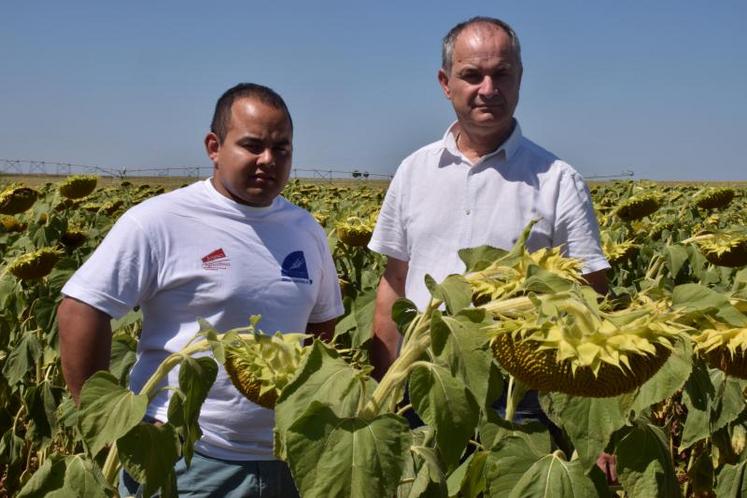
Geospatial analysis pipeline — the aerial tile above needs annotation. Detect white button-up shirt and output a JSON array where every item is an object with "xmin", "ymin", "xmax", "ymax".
[{"xmin": 369, "ymin": 121, "xmax": 609, "ymax": 309}]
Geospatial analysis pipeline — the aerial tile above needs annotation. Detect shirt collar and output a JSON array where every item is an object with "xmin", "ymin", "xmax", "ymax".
[{"xmin": 442, "ymin": 119, "xmax": 523, "ymax": 164}]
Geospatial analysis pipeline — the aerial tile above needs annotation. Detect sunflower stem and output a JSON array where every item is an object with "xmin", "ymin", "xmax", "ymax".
[
  {"xmin": 359, "ymin": 298, "xmax": 440, "ymax": 420},
  {"xmin": 101, "ymin": 333, "xmax": 257, "ymax": 485},
  {"xmin": 504, "ymin": 376, "xmax": 528, "ymax": 423}
]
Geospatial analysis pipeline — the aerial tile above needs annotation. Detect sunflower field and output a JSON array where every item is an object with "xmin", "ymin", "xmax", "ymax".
[{"xmin": 1, "ymin": 175, "xmax": 747, "ymax": 497}]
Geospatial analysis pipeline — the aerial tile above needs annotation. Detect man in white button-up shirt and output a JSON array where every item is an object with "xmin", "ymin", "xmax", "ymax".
[{"xmin": 368, "ymin": 16, "xmax": 615, "ymax": 479}]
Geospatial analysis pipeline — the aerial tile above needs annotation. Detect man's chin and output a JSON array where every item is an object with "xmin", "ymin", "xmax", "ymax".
[{"xmin": 233, "ymin": 188, "xmax": 278, "ymax": 207}]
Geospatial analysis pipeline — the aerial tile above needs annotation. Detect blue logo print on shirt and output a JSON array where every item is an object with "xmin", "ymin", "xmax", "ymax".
[{"xmin": 281, "ymin": 251, "xmax": 312, "ymax": 284}]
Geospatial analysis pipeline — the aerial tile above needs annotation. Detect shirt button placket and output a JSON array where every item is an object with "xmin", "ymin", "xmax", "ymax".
[{"xmin": 462, "ymin": 167, "xmax": 474, "ymax": 247}]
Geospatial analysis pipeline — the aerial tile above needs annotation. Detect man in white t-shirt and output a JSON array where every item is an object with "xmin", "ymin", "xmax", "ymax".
[
  {"xmin": 57, "ymin": 83, "xmax": 343, "ymax": 497},
  {"xmin": 368, "ymin": 17, "xmax": 615, "ymax": 481}
]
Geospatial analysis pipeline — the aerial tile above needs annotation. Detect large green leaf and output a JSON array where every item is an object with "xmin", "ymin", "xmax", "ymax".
[
  {"xmin": 117, "ymin": 423, "xmax": 180, "ymax": 498},
  {"xmin": 392, "ymin": 298, "xmax": 419, "ymax": 333},
  {"xmin": 334, "ymin": 287, "xmax": 377, "ymax": 348},
  {"xmin": 166, "ymin": 356, "xmax": 217, "ymax": 465},
  {"xmin": 77, "ymin": 371, "xmax": 147, "ymax": 457},
  {"xmin": 430, "ymin": 311, "xmax": 501, "ymax": 412},
  {"xmin": 109, "ymin": 333, "xmax": 137, "ymax": 386},
  {"xmin": 506, "ymin": 451, "xmax": 600, "ymax": 498},
  {"xmin": 682, "ymin": 366, "xmax": 747, "ymax": 449},
  {"xmin": 665, "ymin": 245, "xmax": 689, "ymax": 279},
  {"xmin": 17, "ymin": 454, "xmax": 114, "ymax": 498},
  {"xmin": 523, "ymin": 266, "xmax": 576, "ymax": 294},
  {"xmin": 408, "ymin": 363, "xmax": 480, "ymax": 468},
  {"xmin": 274, "ymin": 341, "xmax": 374, "ymax": 460},
  {"xmin": 424, "ymin": 274, "xmax": 472, "ymax": 315},
  {"xmin": 672, "ymin": 283, "xmax": 747, "ymax": 326},
  {"xmin": 285, "ymin": 402, "xmax": 410, "ymax": 498},
  {"xmin": 541, "ymin": 393, "xmax": 629, "ymax": 473},
  {"xmin": 24, "ymin": 380, "xmax": 61, "ymax": 443},
  {"xmin": 459, "ymin": 246, "xmax": 510, "ymax": 273},
  {"xmin": 32, "ymin": 295, "xmax": 59, "ymax": 332},
  {"xmin": 630, "ymin": 337, "xmax": 692, "ymax": 415},
  {"xmin": 681, "ymin": 361, "xmax": 715, "ymax": 449},
  {"xmin": 616, "ymin": 421, "xmax": 680, "ymax": 498},
  {"xmin": 401, "ymin": 446, "xmax": 448, "ymax": 498},
  {"xmin": 449, "ymin": 449, "xmax": 487, "ymax": 498},
  {"xmin": 397, "ymin": 427, "xmax": 440, "ymax": 498},
  {"xmin": 716, "ymin": 461, "xmax": 747, "ymax": 497},
  {"xmin": 485, "ymin": 432, "xmax": 549, "ymax": 498},
  {"xmin": 2, "ymin": 332, "xmax": 42, "ymax": 386}
]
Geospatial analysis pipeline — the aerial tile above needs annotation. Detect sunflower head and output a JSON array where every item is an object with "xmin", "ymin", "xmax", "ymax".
[
  {"xmin": 0, "ymin": 215, "xmax": 26, "ymax": 233},
  {"xmin": 695, "ymin": 232, "xmax": 747, "ymax": 268},
  {"xmin": 0, "ymin": 186, "xmax": 39, "ymax": 215},
  {"xmin": 614, "ymin": 193, "xmax": 661, "ymax": 221},
  {"xmin": 486, "ymin": 290, "xmax": 687, "ymax": 397},
  {"xmin": 693, "ymin": 323, "xmax": 747, "ymax": 378},
  {"xmin": 7, "ymin": 247, "xmax": 62, "ymax": 280},
  {"xmin": 335, "ymin": 217, "xmax": 374, "ymax": 247},
  {"xmin": 693, "ymin": 187, "xmax": 735, "ymax": 210},
  {"xmin": 223, "ymin": 332, "xmax": 310, "ymax": 409},
  {"xmin": 58, "ymin": 175, "xmax": 98, "ymax": 200},
  {"xmin": 61, "ymin": 227, "xmax": 88, "ymax": 249}
]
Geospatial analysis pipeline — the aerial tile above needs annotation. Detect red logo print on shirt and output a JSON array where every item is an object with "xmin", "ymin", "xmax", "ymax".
[{"xmin": 201, "ymin": 248, "xmax": 230, "ymax": 270}]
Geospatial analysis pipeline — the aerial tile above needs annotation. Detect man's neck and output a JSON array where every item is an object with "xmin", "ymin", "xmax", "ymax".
[{"xmin": 456, "ymin": 121, "xmax": 515, "ymax": 164}]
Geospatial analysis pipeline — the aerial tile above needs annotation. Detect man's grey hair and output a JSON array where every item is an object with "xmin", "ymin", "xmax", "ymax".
[{"xmin": 441, "ymin": 16, "xmax": 522, "ymax": 74}]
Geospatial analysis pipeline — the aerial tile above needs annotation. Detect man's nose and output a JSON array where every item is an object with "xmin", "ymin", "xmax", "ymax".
[
  {"xmin": 257, "ymin": 148, "xmax": 275, "ymax": 166},
  {"xmin": 478, "ymin": 76, "xmax": 499, "ymax": 96}
]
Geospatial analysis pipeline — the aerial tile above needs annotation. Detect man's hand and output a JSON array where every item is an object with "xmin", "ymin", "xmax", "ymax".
[
  {"xmin": 596, "ymin": 452, "xmax": 618, "ymax": 483},
  {"xmin": 583, "ymin": 269, "xmax": 609, "ymax": 295},
  {"xmin": 371, "ymin": 257, "xmax": 408, "ymax": 380},
  {"xmin": 306, "ymin": 319, "xmax": 337, "ymax": 344},
  {"xmin": 57, "ymin": 297, "xmax": 113, "ymax": 405}
]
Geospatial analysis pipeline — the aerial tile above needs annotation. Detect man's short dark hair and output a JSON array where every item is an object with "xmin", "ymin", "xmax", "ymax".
[
  {"xmin": 441, "ymin": 16, "xmax": 522, "ymax": 74},
  {"xmin": 210, "ymin": 83, "xmax": 293, "ymax": 143}
]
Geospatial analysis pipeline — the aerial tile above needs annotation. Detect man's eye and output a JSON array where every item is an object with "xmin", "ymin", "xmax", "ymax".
[
  {"xmin": 244, "ymin": 143, "xmax": 265, "ymax": 154},
  {"xmin": 461, "ymin": 72, "xmax": 483, "ymax": 84}
]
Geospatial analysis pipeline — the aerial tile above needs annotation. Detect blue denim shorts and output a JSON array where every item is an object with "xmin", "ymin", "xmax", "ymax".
[{"xmin": 119, "ymin": 451, "xmax": 299, "ymax": 498}]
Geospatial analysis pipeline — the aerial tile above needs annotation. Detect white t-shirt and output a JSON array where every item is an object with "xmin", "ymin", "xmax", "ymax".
[
  {"xmin": 62, "ymin": 179, "xmax": 343, "ymax": 460},
  {"xmin": 369, "ymin": 122, "xmax": 609, "ymax": 309}
]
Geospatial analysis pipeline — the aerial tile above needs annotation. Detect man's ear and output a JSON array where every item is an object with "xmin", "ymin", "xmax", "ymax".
[
  {"xmin": 437, "ymin": 68, "xmax": 451, "ymax": 100},
  {"xmin": 205, "ymin": 132, "xmax": 220, "ymax": 163}
]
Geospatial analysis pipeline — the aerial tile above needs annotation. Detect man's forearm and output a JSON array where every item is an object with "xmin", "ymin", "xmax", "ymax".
[
  {"xmin": 371, "ymin": 258, "xmax": 408, "ymax": 380},
  {"xmin": 57, "ymin": 297, "xmax": 113, "ymax": 404}
]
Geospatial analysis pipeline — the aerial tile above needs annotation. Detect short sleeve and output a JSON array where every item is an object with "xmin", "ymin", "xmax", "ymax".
[
  {"xmin": 368, "ymin": 168, "xmax": 409, "ymax": 261},
  {"xmin": 61, "ymin": 213, "xmax": 158, "ymax": 319},
  {"xmin": 308, "ymin": 228, "xmax": 344, "ymax": 323},
  {"xmin": 553, "ymin": 169, "xmax": 610, "ymax": 274}
]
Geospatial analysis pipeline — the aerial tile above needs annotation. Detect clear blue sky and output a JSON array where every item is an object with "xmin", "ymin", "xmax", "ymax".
[{"xmin": 2, "ymin": 1, "xmax": 745, "ymax": 181}]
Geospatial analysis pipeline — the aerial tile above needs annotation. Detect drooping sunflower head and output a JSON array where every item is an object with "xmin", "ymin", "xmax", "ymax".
[
  {"xmin": 601, "ymin": 231, "xmax": 639, "ymax": 265},
  {"xmin": 466, "ymin": 244, "xmax": 584, "ymax": 306},
  {"xmin": 223, "ymin": 332, "xmax": 310, "ymax": 409},
  {"xmin": 335, "ymin": 216, "xmax": 374, "ymax": 247},
  {"xmin": 614, "ymin": 193, "xmax": 661, "ymax": 221},
  {"xmin": 58, "ymin": 175, "xmax": 98, "ymax": 200},
  {"xmin": 0, "ymin": 215, "xmax": 26, "ymax": 233},
  {"xmin": 694, "ymin": 231, "xmax": 747, "ymax": 268},
  {"xmin": 486, "ymin": 290, "xmax": 687, "ymax": 397},
  {"xmin": 312, "ymin": 211, "xmax": 329, "ymax": 227},
  {"xmin": 60, "ymin": 227, "xmax": 88, "ymax": 249},
  {"xmin": 0, "ymin": 185, "xmax": 39, "ymax": 215},
  {"xmin": 100, "ymin": 199, "xmax": 125, "ymax": 215},
  {"xmin": 7, "ymin": 247, "xmax": 62, "ymax": 280},
  {"xmin": 693, "ymin": 187, "xmax": 735, "ymax": 210},
  {"xmin": 693, "ymin": 322, "xmax": 747, "ymax": 378}
]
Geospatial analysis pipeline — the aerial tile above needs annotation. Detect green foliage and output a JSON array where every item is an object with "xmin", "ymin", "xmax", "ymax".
[{"xmin": 2, "ymin": 179, "xmax": 747, "ymax": 496}]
